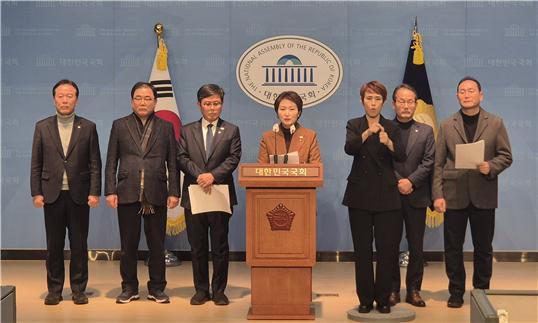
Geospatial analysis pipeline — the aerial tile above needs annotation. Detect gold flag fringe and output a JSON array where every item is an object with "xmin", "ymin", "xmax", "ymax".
[
  {"xmin": 425, "ymin": 207, "xmax": 444, "ymax": 228},
  {"xmin": 166, "ymin": 213, "xmax": 186, "ymax": 236}
]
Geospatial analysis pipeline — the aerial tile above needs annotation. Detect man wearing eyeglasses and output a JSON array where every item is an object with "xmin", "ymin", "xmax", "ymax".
[
  {"xmin": 432, "ymin": 77, "xmax": 512, "ymax": 308},
  {"xmin": 31, "ymin": 79, "xmax": 102, "ymax": 305},
  {"xmin": 105, "ymin": 82, "xmax": 179, "ymax": 304},
  {"xmin": 177, "ymin": 84, "xmax": 241, "ymax": 306},
  {"xmin": 389, "ymin": 84, "xmax": 435, "ymax": 308}
]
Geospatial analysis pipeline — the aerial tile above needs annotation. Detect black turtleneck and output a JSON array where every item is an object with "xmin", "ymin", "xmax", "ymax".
[
  {"xmin": 395, "ymin": 118, "xmax": 415, "ymax": 153},
  {"xmin": 460, "ymin": 110, "xmax": 479, "ymax": 142},
  {"xmin": 280, "ymin": 125, "xmax": 292, "ymax": 152}
]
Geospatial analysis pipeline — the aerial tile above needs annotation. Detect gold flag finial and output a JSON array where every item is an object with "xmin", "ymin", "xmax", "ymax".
[
  {"xmin": 154, "ymin": 23, "xmax": 164, "ymax": 38},
  {"xmin": 153, "ymin": 23, "xmax": 167, "ymax": 71}
]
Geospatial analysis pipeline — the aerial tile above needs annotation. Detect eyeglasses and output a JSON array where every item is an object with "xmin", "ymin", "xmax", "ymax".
[
  {"xmin": 201, "ymin": 101, "xmax": 222, "ymax": 108},
  {"xmin": 396, "ymin": 99, "xmax": 416, "ymax": 106},
  {"xmin": 133, "ymin": 96, "xmax": 154, "ymax": 102}
]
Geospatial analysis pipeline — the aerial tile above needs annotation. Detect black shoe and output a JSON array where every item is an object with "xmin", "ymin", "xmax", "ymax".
[
  {"xmin": 389, "ymin": 291, "xmax": 401, "ymax": 306},
  {"xmin": 190, "ymin": 291, "xmax": 211, "ymax": 305},
  {"xmin": 406, "ymin": 290, "xmax": 426, "ymax": 307},
  {"xmin": 377, "ymin": 304, "xmax": 391, "ymax": 314},
  {"xmin": 212, "ymin": 292, "xmax": 230, "ymax": 306},
  {"xmin": 147, "ymin": 290, "xmax": 170, "ymax": 304},
  {"xmin": 44, "ymin": 293, "xmax": 63, "ymax": 305},
  {"xmin": 116, "ymin": 290, "xmax": 140, "ymax": 304},
  {"xmin": 358, "ymin": 303, "xmax": 373, "ymax": 313},
  {"xmin": 447, "ymin": 294, "xmax": 464, "ymax": 308},
  {"xmin": 72, "ymin": 292, "xmax": 88, "ymax": 305}
]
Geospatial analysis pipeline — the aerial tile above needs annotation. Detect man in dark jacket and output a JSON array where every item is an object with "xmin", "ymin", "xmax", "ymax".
[
  {"xmin": 31, "ymin": 79, "xmax": 101, "ymax": 305},
  {"xmin": 178, "ymin": 84, "xmax": 241, "ymax": 306},
  {"xmin": 105, "ymin": 82, "xmax": 179, "ymax": 304},
  {"xmin": 389, "ymin": 84, "xmax": 435, "ymax": 307}
]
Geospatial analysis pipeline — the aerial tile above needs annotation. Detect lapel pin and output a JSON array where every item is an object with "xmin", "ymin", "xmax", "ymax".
[{"xmin": 77, "ymin": 125, "xmax": 81, "ymax": 129}]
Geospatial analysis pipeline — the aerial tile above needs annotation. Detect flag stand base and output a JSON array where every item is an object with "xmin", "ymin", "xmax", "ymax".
[{"xmin": 144, "ymin": 250, "xmax": 182, "ymax": 267}]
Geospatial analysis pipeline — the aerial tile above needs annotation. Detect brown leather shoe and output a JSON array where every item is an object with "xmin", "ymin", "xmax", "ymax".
[
  {"xmin": 389, "ymin": 291, "xmax": 401, "ymax": 306},
  {"xmin": 406, "ymin": 290, "xmax": 426, "ymax": 307}
]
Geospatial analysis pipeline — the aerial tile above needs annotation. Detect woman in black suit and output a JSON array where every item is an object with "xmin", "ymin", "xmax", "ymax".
[{"xmin": 342, "ymin": 81, "xmax": 406, "ymax": 314}]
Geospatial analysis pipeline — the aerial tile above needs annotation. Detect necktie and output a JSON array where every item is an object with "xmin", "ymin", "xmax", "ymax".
[{"xmin": 206, "ymin": 123, "xmax": 214, "ymax": 158}]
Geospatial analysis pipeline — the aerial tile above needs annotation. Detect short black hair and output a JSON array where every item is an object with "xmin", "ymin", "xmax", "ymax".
[
  {"xmin": 274, "ymin": 91, "xmax": 303, "ymax": 118},
  {"xmin": 52, "ymin": 79, "xmax": 79, "ymax": 98},
  {"xmin": 457, "ymin": 76, "xmax": 482, "ymax": 92},
  {"xmin": 130, "ymin": 82, "xmax": 157, "ymax": 99},
  {"xmin": 360, "ymin": 80, "xmax": 387, "ymax": 103},
  {"xmin": 392, "ymin": 83, "xmax": 418, "ymax": 102},
  {"xmin": 197, "ymin": 84, "xmax": 225, "ymax": 102}
]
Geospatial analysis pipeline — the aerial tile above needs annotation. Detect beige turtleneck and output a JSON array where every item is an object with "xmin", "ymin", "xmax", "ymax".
[{"xmin": 57, "ymin": 112, "xmax": 75, "ymax": 190}]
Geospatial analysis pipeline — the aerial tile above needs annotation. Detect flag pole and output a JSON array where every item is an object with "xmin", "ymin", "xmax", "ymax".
[{"xmin": 144, "ymin": 22, "xmax": 182, "ymax": 267}]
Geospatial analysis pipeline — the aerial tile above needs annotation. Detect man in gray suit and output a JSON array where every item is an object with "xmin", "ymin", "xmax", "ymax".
[
  {"xmin": 105, "ymin": 82, "xmax": 179, "ymax": 304},
  {"xmin": 433, "ymin": 76, "xmax": 512, "ymax": 308},
  {"xmin": 177, "ymin": 84, "xmax": 241, "ymax": 306},
  {"xmin": 390, "ymin": 84, "xmax": 435, "ymax": 307},
  {"xmin": 31, "ymin": 79, "xmax": 101, "ymax": 305}
]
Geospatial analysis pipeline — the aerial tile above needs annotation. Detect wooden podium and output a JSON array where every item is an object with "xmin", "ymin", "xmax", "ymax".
[{"xmin": 239, "ymin": 163, "xmax": 323, "ymax": 320}]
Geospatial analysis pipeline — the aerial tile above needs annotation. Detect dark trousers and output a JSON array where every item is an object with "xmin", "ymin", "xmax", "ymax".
[
  {"xmin": 43, "ymin": 190, "xmax": 89, "ymax": 295},
  {"xmin": 392, "ymin": 197, "xmax": 426, "ymax": 293},
  {"xmin": 117, "ymin": 203, "xmax": 167, "ymax": 293},
  {"xmin": 185, "ymin": 208, "xmax": 230, "ymax": 295},
  {"xmin": 444, "ymin": 205, "xmax": 495, "ymax": 296},
  {"xmin": 349, "ymin": 208, "xmax": 402, "ymax": 306}
]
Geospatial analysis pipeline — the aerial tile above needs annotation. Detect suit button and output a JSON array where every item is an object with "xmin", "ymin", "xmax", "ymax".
[
  {"xmin": 64, "ymin": 160, "xmax": 67, "ymax": 163},
  {"xmin": 377, "ymin": 172, "xmax": 382, "ymax": 176},
  {"xmin": 362, "ymin": 155, "xmax": 366, "ymax": 159}
]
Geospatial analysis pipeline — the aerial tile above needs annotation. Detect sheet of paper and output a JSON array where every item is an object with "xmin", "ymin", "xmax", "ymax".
[
  {"xmin": 455, "ymin": 140, "xmax": 485, "ymax": 169},
  {"xmin": 269, "ymin": 151, "xmax": 299, "ymax": 164},
  {"xmin": 188, "ymin": 184, "xmax": 231, "ymax": 215}
]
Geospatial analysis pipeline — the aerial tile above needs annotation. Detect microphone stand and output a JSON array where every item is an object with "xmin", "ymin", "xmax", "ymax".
[{"xmin": 273, "ymin": 129, "xmax": 278, "ymax": 164}]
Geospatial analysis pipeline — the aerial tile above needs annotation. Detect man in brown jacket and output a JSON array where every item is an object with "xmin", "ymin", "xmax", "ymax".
[{"xmin": 433, "ymin": 76, "xmax": 512, "ymax": 308}]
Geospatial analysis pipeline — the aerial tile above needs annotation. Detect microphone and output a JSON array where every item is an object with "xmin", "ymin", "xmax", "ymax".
[
  {"xmin": 272, "ymin": 123, "xmax": 279, "ymax": 164},
  {"xmin": 283, "ymin": 124, "xmax": 296, "ymax": 164}
]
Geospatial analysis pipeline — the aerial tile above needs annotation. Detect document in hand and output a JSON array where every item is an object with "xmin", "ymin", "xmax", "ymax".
[
  {"xmin": 269, "ymin": 151, "xmax": 299, "ymax": 164},
  {"xmin": 455, "ymin": 140, "xmax": 485, "ymax": 169},
  {"xmin": 188, "ymin": 184, "xmax": 231, "ymax": 215}
]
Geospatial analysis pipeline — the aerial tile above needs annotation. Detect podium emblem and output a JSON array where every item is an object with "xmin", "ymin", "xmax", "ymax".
[{"xmin": 266, "ymin": 203, "xmax": 295, "ymax": 231}]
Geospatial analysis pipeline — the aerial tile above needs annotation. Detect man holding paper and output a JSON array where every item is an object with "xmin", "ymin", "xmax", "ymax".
[
  {"xmin": 177, "ymin": 84, "xmax": 241, "ymax": 306},
  {"xmin": 432, "ymin": 77, "xmax": 512, "ymax": 308}
]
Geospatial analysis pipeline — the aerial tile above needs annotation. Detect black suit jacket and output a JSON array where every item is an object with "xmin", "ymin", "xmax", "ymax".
[
  {"xmin": 393, "ymin": 121, "xmax": 435, "ymax": 208},
  {"xmin": 31, "ymin": 115, "xmax": 101, "ymax": 204},
  {"xmin": 104, "ymin": 114, "xmax": 179, "ymax": 206},
  {"xmin": 342, "ymin": 115, "xmax": 406, "ymax": 211},
  {"xmin": 177, "ymin": 118, "xmax": 241, "ymax": 210}
]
